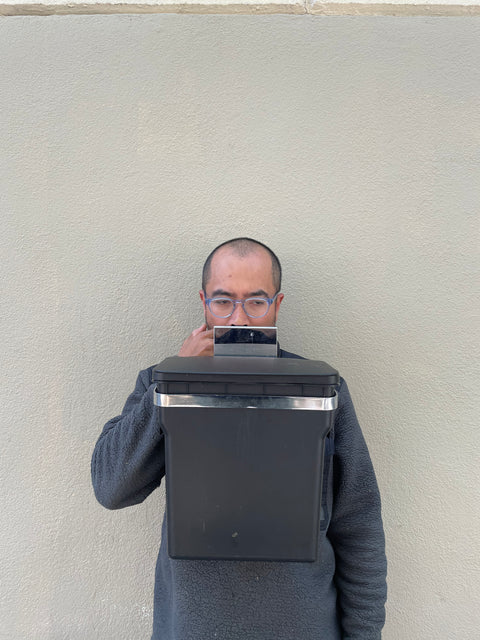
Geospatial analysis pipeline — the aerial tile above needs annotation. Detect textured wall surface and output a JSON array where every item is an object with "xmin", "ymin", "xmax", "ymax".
[
  {"xmin": 3, "ymin": 0, "xmax": 480, "ymax": 18},
  {"xmin": 1, "ymin": 15, "xmax": 479, "ymax": 640}
]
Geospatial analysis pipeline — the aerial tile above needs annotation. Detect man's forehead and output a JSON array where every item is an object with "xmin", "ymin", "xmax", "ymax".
[
  {"xmin": 210, "ymin": 248, "xmax": 270, "ymax": 272},
  {"xmin": 206, "ymin": 247, "xmax": 275, "ymax": 290}
]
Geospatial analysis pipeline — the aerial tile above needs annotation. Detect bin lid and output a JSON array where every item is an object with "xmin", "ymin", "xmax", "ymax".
[{"xmin": 152, "ymin": 356, "xmax": 339, "ymax": 386}]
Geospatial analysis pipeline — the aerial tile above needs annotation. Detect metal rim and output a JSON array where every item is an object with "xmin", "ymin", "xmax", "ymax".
[{"xmin": 154, "ymin": 390, "xmax": 338, "ymax": 411}]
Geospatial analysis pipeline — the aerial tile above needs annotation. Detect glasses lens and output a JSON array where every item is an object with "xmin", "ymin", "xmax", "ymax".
[
  {"xmin": 244, "ymin": 298, "xmax": 269, "ymax": 318},
  {"xmin": 209, "ymin": 298, "xmax": 235, "ymax": 317}
]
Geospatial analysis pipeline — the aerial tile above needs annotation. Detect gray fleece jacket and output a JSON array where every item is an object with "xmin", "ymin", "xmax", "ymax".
[{"xmin": 91, "ymin": 349, "xmax": 387, "ymax": 639}]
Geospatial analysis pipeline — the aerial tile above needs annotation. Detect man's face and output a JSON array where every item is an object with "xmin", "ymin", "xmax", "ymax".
[{"xmin": 200, "ymin": 248, "xmax": 284, "ymax": 329}]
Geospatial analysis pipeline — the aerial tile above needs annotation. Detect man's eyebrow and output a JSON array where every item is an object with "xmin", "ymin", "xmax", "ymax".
[{"xmin": 210, "ymin": 289, "xmax": 270, "ymax": 298}]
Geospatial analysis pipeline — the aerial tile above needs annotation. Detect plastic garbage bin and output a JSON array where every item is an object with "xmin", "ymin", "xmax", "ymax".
[{"xmin": 153, "ymin": 355, "xmax": 339, "ymax": 562}]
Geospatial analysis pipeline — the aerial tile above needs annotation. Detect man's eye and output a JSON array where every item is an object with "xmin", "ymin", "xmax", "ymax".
[
  {"xmin": 250, "ymin": 299, "xmax": 266, "ymax": 305},
  {"xmin": 215, "ymin": 299, "xmax": 230, "ymax": 305}
]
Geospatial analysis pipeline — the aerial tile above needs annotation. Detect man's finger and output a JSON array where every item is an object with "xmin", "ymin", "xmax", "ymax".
[{"xmin": 191, "ymin": 323, "xmax": 207, "ymax": 336}]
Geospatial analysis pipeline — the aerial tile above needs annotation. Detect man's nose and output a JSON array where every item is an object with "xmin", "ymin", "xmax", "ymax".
[{"xmin": 228, "ymin": 301, "xmax": 250, "ymax": 325}]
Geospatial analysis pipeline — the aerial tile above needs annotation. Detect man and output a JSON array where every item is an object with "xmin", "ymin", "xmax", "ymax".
[
  {"xmin": 91, "ymin": 238, "xmax": 387, "ymax": 640},
  {"xmin": 178, "ymin": 238, "xmax": 283, "ymax": 357}
]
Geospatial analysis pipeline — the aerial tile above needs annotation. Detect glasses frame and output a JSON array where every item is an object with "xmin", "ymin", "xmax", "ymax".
[{"xmin": 204, "ymin": 293, "xmax": 278, "ymax": 319}]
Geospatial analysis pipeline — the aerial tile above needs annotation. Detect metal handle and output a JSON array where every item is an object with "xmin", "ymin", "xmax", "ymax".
[{"xmin": 154, "ymin": 389, "xmax": 338, "ymax": 411}]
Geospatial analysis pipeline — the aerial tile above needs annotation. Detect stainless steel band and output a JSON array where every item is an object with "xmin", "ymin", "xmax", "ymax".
[{"xmin": 154, "ymin": 390, "xmax": 338, "ymax": 411}]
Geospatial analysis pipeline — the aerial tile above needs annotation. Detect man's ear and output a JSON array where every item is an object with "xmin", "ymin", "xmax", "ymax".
[
  {"xmin": 275, "ymin": 292, "xmax": 284, "ymax": 315},
  {"xmin": 199, "ymin": 290, "xmax": 206, "ymax": 311}
]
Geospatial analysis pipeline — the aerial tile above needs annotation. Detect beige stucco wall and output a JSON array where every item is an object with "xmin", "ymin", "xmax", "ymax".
[
  {"xmin": 1, "ymin": 14, "xmax": 479, "ymax": 640},
  {"xmin": 2, "ymin": 0, "xmax": 480, "ymax": 16}
]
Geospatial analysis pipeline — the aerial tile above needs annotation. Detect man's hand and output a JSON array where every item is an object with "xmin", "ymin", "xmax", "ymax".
[{"xmin": 178, "ymin": 324, "xmax": 214, "ymax": 357}]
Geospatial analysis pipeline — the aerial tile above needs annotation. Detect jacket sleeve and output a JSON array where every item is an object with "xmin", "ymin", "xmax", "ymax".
[
  {"xmin": 91, "ymin": 368, "xmax": 166, "ymax": 510},
  {"xmin": 328, "ymin": 379, "xmax": 387, "ymax": 639}
]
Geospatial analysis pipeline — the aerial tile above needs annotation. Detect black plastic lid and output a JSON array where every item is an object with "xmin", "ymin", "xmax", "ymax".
[{"xmin": 153, "ymin": 356, "xmax": 339, "ymax": 386}]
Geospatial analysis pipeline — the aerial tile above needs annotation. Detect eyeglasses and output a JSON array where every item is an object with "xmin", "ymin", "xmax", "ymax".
[{"xmin": 205, "ymin": 294, "xmax": 278, "ymax": 319}]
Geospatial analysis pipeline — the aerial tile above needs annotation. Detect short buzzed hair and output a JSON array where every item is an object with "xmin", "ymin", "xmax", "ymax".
[{"xmin": 202, "ymin": 238, "xmax": 282, "ymax": 292}]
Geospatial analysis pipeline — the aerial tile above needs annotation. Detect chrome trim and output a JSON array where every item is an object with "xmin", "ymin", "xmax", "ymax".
[
  {"xmin": 154, "ymin": 390, "xmax": 338, "ymax": 411},
  {"xmin": 213, "ymin": 342, "xmax": 277, "ymax": 357}
]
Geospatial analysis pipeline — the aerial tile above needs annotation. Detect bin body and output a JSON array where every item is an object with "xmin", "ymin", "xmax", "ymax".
[{"xmin": 153, "ymin": 356, "xmax": 339, "ymax": 562}]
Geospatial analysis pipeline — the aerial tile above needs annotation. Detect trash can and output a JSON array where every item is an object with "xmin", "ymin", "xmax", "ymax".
[{"xmin": 153, "ymin": 356, "xmax": 339, "ymax": 562}]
